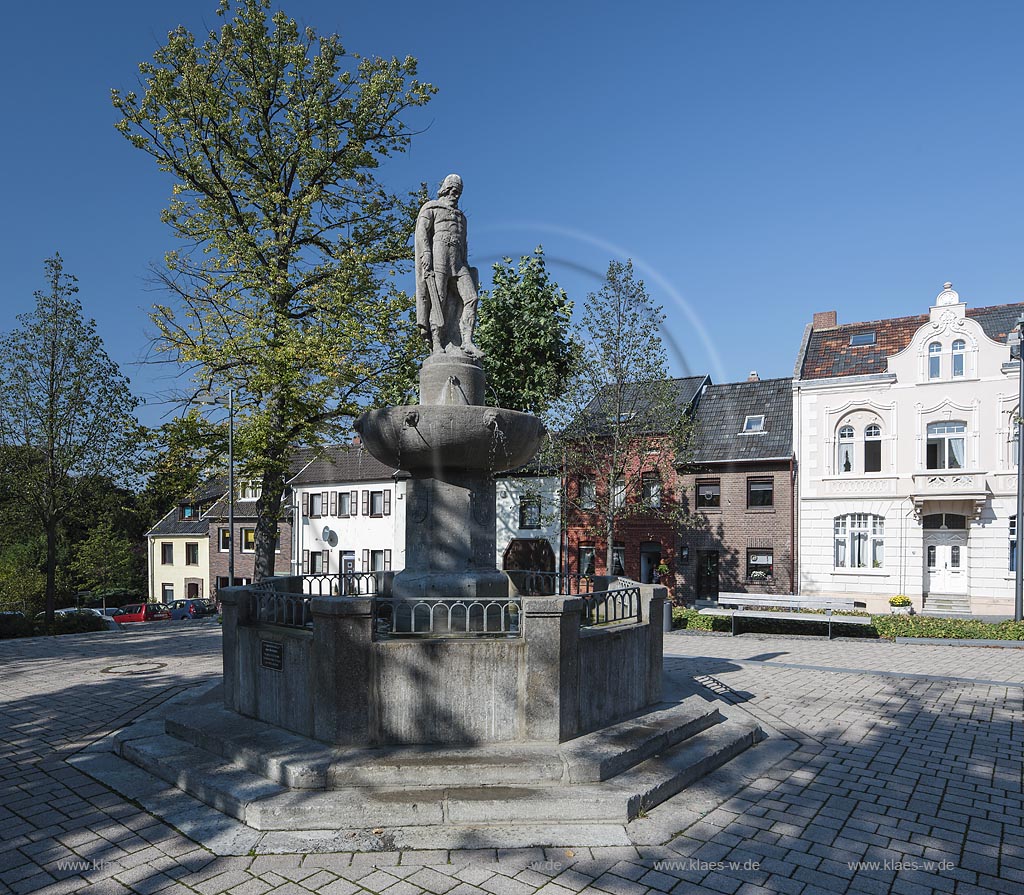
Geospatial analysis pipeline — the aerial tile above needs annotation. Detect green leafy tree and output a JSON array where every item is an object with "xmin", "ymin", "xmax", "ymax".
[
  {"xmin": 0, "ymin": 255, "xmax": 142, "ymax": 622},
  {"xmin": 550, "ymin": 259, "xmax": 693, "ymax": 574},
  {"xmin": 476, "ymin": 247, "xmax": 579, "ymax": 415},
  {"xmin": 70, "ymin": 520, "xmax": 137, "ymax": 594},
  {"xmin": 112, "ymin": 0, "xmax": 436, "ymax": 578}
]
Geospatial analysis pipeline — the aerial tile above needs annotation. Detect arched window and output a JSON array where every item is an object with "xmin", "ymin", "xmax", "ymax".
[
  {"xmin": 864, "ymin": 424, "xmax": 882, "ymax": 473},
  {"xmin": 952, "ymin": 339, "xmax": 966, "ymax": 378},
  {"xmin": 926, "ymin": 421, "xmax": 966, "ymax": 470},
  {"xmin": 928, "ymin": 341, "xmax": 942, "ymax": 379},
  {"xmin": 834, "ymin": 514, "xmax": 885, "ymax": 569},
  {"xmin": 837, "ymin": 425, "xmax": 855, "ymax": 474}
]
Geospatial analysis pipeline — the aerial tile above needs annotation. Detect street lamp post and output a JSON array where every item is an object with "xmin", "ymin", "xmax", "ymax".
[{"xmin": 1016, "ymin": 317, "xmax": 1024, "ymax": 622}]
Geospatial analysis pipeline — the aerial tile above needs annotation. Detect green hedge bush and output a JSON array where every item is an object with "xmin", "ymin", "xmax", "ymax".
[
  {"xmin": 671, "ymin": 606, "xmax": 1024, "ymax": 641},
  {"xmin": 0, "ymin": 612, "xmax": 109, "ymax": 639}
]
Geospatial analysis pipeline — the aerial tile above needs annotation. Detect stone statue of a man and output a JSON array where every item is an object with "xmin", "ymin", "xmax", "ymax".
[{"xmin": 414, "ymin": 174, "xmax": 483, "ymax": 358}]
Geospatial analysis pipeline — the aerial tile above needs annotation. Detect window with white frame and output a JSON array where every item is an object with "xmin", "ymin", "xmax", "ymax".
[
  {"xmin": 928, "ymin": 341, "xmax": 942, "ymax": 379},
  {"xmin": 742, "ymin": 415, "xmax": 764, "ymax": 433},
  {"xmin": 611, "ymin": 545, "xmax": 626, "ymax": 576},
  {"xmin": 580, "ymin": 478, "xmax": 596, "ymax": 509},
  {"xmin": 338, "ymin": 491, "xmax": 352, "ymax": 516},
  {"xmin": 951, "ymin": 339, "xmax": 966, "ymax": 377},
  {"xmin": 864, "ymin": 424, "xmax": 882, "ymax": 473},
  {"xmin": 926, "ymin": 421, "xmax": 966, "ymax": 470},
  {"xmin": 611, "ymin": 477, "xmax": 625, "ymax": 508},
  {"xmin": 578, "ymin": 544, "xmax": 595, "ymax": 576},
  {"xmin": 837, "ymin": 425, "xmax": 855, "ymax": 474},
  {"xmin": 219, "ymin": 528, "xmax": 231, "ymax": 552},
  {"xmin": 641, "ymin": 472, "xmax": 662, "ymax": 507},
  {"xmin": 834, "ymin": 514, "xmax": 885, "ymax": 569}
]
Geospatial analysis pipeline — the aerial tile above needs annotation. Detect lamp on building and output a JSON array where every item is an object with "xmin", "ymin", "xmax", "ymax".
[
  {"xmin": 1016, "ymin": 316, "xmax": 1024, "ymax": 622},
  {"xmin": 198, "ymin": 388, "xmax": 235, "ymax": 589}
]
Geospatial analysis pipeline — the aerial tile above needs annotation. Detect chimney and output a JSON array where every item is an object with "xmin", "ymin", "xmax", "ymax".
[
  {"xmin": 747, "ymin": 371, "xmax": 760, "ymax": 382},
  {"xmin": 351, "ymin": 434, "xmax": 362, "ymax": 447},
  {"xmin": 813, "ymin": 310, "xmax": 838, "ymax": 329}
]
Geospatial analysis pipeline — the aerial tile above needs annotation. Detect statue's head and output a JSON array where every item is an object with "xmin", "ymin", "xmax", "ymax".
[{"xmin": 438, "ymin": 173, "xmax": 463, "ymax": 199}]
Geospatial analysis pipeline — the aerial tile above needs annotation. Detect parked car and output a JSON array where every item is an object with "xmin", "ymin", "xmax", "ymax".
[
  {"xmin": 168, "ymin": 599, "xmax": 217, "ymax": 620},
  {"xmin": 101, "ymin": 608, "xmax": 124, "ymax": 618},
  {"xmin": 33, "ymin": 607, "xmax": 121, "ymax": 631},
  {"xmin": 117, "ymin": 603, "xmax": 171, "ymax": 623}
]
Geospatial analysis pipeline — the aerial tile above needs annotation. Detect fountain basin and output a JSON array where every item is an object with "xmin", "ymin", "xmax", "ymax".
[{"xmin": 354, "ymin": 405, "xmax": 546, "ymax": 472}]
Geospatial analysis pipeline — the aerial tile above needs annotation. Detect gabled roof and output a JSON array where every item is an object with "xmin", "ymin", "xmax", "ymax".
[
  {"xmin": 799, "ymin": 303, "xmax": 1024, "ymax": 380},
  {"xmin": 287, "ymin": 443, "xmax": 399, "ymax": 486},
  {"xmin": 146, "ymin": 506, "xmax": 210, "ymax": 538},
  {"xmin": 689, "ymin": 377, "xmax": 793, "ymax": 464},
  {"xmin": 573, "ymin": 375, "xmax": 709, "ymax": 436}
]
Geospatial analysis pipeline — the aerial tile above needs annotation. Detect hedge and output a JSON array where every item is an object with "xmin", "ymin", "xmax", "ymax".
[
  {"xmin": 0, "ymin": 613, "xmax": 109, "ymax": 639},
  {"xmin": 671, "ymin": 607, "xmax": 1024, "ymax": 641}
]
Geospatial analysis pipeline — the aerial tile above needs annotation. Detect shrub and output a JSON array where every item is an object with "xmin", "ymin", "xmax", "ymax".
[{"xmin": 0, "ymin": 614, "xmax": 35, "ymax": 639}]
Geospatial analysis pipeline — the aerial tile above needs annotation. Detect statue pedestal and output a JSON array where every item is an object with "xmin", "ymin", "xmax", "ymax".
[{"xmin": 419, "ymin": 353, "xmax": 485, "ymax": 406}]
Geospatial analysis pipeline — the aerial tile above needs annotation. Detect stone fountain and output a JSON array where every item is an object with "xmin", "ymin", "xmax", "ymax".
[{"xmin": 96, "ymin": 174, "xmax": 764, "ymax": 852}]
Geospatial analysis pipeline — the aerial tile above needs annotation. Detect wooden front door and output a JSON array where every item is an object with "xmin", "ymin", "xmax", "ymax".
[{"xmin": 696, "ymin": 550, "xmax": 720, "ymax": 600}]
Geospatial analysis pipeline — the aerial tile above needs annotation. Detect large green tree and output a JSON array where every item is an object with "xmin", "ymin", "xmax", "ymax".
[
  {"xmin": 112, "ymin": 0, "xmax": 435, "ymax": 578},
  {"xmin": 550, "ymin": 260, "xmax": 692, "ymax": 574},
  {"xmin": 0, "ymin": 256, "xmax": 142, "ymax": 622},
  {"xmin": 476, "ymin": 247, "xmax": 579, "ymax": 415}
]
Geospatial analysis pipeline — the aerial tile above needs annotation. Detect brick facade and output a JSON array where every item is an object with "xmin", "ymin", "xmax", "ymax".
[
  {"xmin": 207, "ymin": 518, "xmax": 293, "ymax": 597},
  {"xmin": 674, "ymin": 460, "xmax": 795, "ymax": 602}
]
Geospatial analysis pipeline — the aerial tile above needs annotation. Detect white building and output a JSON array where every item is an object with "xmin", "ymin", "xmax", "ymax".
[
  {"xmin": 793, "ymin": 284, "xmax": 1024, "ymax": 615},
  {"xmin": 288, "ymin": 445, "xmax": 406, "ymax": 581},
  {"xmin": 495, "ymin": 471, "xmax": 563, "ymax": 574}
]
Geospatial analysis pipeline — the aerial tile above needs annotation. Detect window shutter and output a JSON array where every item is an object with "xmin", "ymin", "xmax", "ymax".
[
  {"xmin": 362, "ymin": 490, "xmax": 369, "ymax": 515},
  {"xmin": 302, "ymin": 549, "xmax": 310, "ymax": 574},
  {"xmin": 329, "ymin": 491, "xmax": 337, "ymax": 516},
  {"xmin": 383, "ymin": 490, "xmax": 392, "ymax": 516},
  {"xmin": 384, "ymin": 549, "xmax": 392, "ymax": 571},
  {"xmin": 322, "ymin": 549, "xmax": 330, "ymax": 572},
  {"xmin": 321, "ymin": 491, "xmax": 329, "ymax": 515},
  {"xmin": 362, "ymin": 549, "xmax": 370, "ymax": 572},
  {"xmin": 351, "ymin": 490, "xmax": 358, "ymax": 515},
  {"xmin": 302, "ymin": 492, "xmax": 309, "ymax": 517}
]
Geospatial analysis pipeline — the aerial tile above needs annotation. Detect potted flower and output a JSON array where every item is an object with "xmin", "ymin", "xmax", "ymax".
[{"xmin": 889, "ymin": 594, "xmax": 913, "ymax": 615}]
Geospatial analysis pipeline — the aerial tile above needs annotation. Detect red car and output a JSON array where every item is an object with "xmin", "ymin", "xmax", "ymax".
[{"xmin": 117, "ymin": 603, "xmax": 171, "ymax": 623}]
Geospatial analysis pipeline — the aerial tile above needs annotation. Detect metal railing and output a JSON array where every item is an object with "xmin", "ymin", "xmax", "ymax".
[
  {"xmin": 248, "ymin": 584, "xmax": 312, "ymax": 628},
  {"xmin": 507, "ymin": 570, "xmax": 595, "ymax": 596},
  {"xmin": 580, "ymin": 586, "xmax": 641, "ymax": 628},
  {"xmin": 373, "ymin": 597, "xmax": 521, "ymax": 639},
  {"xmin": 301, "ymin": 572, "xmax": 383, "ymax": 596}
]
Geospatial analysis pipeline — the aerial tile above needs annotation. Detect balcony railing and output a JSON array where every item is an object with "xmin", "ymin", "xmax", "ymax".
[
  {"xmin": 301, "ymin": 572, "xmax": 384, "ymax": 596},
  {"xmin": 506, "ymin": 570, "xmax": 594, "ymax": 596}
]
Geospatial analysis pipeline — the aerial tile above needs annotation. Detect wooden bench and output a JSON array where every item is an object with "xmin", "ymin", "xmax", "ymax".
[{"xmin": 699, "ymin": 593, "xmax": 871, "ymax": 639}]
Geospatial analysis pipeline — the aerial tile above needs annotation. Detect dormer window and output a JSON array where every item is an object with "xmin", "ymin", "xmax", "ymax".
[
  {"xmin": 179, "ymin": 504, "xmax": 199, "ymax": 521},
  {"xmin": 837, "ymin": 425, "xmax": 855, "ymax": 474},
  {"xmin": 952, "ymin": 339, "xmax": 966, "ymax": 377},
  {"xmin": 928, "ymin": 342, "xmax": 942, "ymax": 379},
  {"xmin": 850, "ymin": 332, "xmax": 876, "ymax": 347},
  {"xmin": 238, "ymin": 481, "xmax": 261, "ymax": 501},
  {"xmin": 742, "ymin": 415, "xmax": 765, "ymax": 433}
]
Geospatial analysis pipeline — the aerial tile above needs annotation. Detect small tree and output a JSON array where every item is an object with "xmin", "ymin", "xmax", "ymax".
[
  {"xmin": 476, "ymin": 247, "xmax": 579, "ymax": 414},
  {"xmin": 0, "ymin": 255, "xmax": 141, "ymax": 622},
  {"xmin": 112, "ymin": 0, "xmax": 435, "ymax": 578},
  {"xmin": 550, "ymin": 260, "xmax": 692, "ymax": 575},
  {"xmin": 70, "ymin": 520, "xmax": 137, "ymax": 594}
]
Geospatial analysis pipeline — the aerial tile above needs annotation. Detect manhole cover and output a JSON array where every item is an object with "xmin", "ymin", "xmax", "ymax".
[{"xmin": 101, "ymin": 661, "xmax": 168, "ymax": 675}]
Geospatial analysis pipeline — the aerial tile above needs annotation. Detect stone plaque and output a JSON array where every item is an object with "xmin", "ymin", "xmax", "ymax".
[{"xmin": 260, "ymin": 640, "xmax": 283, "ymax": 671}]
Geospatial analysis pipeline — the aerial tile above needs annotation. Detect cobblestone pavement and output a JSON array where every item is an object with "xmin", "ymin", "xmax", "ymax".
[{"xmin": 1, "ymin": 626, "xmax": 1021, "ymax": 895}]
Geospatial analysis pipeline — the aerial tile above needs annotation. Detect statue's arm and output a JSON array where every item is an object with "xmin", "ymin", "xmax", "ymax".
[{"xmin": 415, "ymin": 208, "xmax": 433, "ymax": 272}]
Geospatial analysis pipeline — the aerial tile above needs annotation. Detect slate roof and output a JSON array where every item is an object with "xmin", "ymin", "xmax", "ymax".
[
  {"xmin": 287, "ymin": 443, "xmax": 399, "ymax": 486},
  {"xmin": 146, "ymin": 507, "xmax": 211, "ymax": 538},
  {"xmin": 800, "ymin": 302, "xmax": 1024, "ymax": 380},
  {"xmin": 689, "ymin": 378, "xmax": 793, "ymax": 464},
  {"xmin": 574, "ymin": 376, "xmax": 709, "ymax": 435}
]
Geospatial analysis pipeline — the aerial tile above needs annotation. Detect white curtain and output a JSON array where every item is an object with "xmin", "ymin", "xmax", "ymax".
[{"xmin": 949, "ymin": 437, "xmax": 965, "ymax": 469}]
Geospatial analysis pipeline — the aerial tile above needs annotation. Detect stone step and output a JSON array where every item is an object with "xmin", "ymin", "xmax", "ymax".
[
  {"xmin": 117, "ymin": 734, "xmax": 286, "ymax": 821},
  {"xmin": 165, "ymin": 694, "xmax": 724, "ymax": 789},
  {"xmin": 120, "ymin": 715, "xmax": 761, "ymax": 832}
]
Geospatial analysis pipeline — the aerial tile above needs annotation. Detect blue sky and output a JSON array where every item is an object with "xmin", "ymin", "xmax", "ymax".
[{"xmin": 2, "ymin": 1, "xmax": 1022, "ymax": 427}]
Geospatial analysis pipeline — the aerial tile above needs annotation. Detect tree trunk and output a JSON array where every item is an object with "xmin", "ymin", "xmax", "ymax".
[
  {"xmin": 254, "ymin": 469, "xmax": 285, "ymax": 582},
  {"xmin": 44, "ymin": 518, "xmax": 57, "ymax": 625}
]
